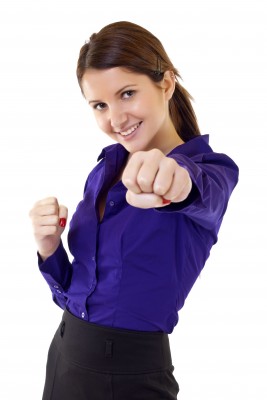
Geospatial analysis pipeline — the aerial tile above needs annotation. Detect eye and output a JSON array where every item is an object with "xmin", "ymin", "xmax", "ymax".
[
  {"xmin": 121, "ymin": 90, "xmax": 135, "ymax": 99},
  {"xmin": 93, "ymin": 102, "xmax": 107, "ymax": 111}
]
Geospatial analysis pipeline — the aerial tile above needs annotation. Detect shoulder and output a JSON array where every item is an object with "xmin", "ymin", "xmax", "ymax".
[
  {"xmin": 169, "ymin": 134, "xmax": 238, "ymax": 171},
  {"xmin": 168, "ymin": 134, "xmax": 212, "ymax": 158}
]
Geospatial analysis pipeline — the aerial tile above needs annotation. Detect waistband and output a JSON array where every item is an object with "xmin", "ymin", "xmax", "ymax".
[{"xmin": 53, "ymin": 309, "xmax": 173, "ymax": 374}]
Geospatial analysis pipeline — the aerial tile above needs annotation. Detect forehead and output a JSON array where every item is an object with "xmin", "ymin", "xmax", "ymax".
[{"xmin": 81, "ymin": 67, "xmax": 153, "ymax": 98}]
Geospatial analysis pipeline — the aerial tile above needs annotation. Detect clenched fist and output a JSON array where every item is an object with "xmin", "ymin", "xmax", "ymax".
[
  {"xmin": 122, "ymin": 149, "xmax": 192, "ymax": 209},
  {"xmin": 29, "ymin": 197, "xmax": 68, "ymax": 261}
]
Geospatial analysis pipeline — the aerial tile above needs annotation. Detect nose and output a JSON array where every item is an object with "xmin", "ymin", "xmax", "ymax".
[{"xmin": 109, "ymin": 106, "xmax": 128, "ymax": 132}]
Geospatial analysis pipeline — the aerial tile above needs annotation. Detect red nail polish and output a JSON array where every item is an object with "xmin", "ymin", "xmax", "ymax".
[
  {"xmin": 59, "ymin": 218, "xmax": 66, "ymax": 228},
  {"xmin": 162, "ymin": 198, "xmax": 171, "ymax": 205}
]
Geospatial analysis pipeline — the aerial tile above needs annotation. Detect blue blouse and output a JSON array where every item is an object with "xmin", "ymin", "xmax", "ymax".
[{"xmin": 38, "ymin": 135, "xmax": 239, "ymax": 333}]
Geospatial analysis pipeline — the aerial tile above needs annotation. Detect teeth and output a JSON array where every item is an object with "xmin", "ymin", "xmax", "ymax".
[{"xmin": 120, "ymin": 123, "xmax": 140, "ymax": 136}]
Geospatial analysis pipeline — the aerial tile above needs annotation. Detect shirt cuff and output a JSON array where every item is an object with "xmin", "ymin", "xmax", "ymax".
[
  {"xmin": 154, "ymin": 182, "xmax": 199, "ymax": 213},
  {"xmin": 37, "ymin": 241, "xmax": 72, "ymax": 291}
]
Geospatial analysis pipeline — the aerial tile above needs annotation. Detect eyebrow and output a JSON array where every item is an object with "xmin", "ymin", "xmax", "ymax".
[{"xmin": 88, "ymin": 84, "xmax": 138, "ymax": 104}]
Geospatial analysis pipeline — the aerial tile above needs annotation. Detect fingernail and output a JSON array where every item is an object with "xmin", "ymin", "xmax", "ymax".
[
  {"xmin": 59, "ymin": 218, "xmax": 67, "ymax": 228},
  {"xmin": 162, "ymin": 198, "xmax": 171, "ymax": 205}
]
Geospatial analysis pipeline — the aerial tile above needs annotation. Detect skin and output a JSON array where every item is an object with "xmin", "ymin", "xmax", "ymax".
[{"xmin": 29, "ymin": 67, "xmax": 192, "ymax": 260}]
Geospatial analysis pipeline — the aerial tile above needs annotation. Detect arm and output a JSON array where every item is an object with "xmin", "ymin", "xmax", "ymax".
[
  {"xmin": 38, "ymin": 241, "xmax": 72, "ymax": 309},
  {"xmin": 161, "ymin": 151, "xmax": 239, "ymax": 229},
  {"xmin": 122, "ymin": 148, "xmax": 239, "ymax": 230},
  {"xmin": 29, "ymin": 197, "xmax": 71, "ymax": 309}
]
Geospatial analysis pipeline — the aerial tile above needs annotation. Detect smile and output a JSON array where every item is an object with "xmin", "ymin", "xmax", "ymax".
[{"xmin": 119, "ymin": 122, "xmax": 142, "ymax": 136}]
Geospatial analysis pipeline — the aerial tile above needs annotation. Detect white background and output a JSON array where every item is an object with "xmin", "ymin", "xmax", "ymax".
[{"xmin": 0, "ymin": 0, "xmax": 266, "ymax": 399}]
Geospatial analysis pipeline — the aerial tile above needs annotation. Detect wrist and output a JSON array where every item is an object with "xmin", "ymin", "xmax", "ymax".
[{"xmin": 37, "ymin": 241, "xmax": 61, "ymax": 262}]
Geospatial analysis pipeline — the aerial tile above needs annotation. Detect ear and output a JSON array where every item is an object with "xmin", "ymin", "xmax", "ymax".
[{"xmin": 162, "ymin": 70, "xmax": 175, "ymax": 100}]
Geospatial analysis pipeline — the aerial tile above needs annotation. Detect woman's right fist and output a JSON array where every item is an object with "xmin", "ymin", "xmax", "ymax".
[{"xmin": 29, "ymin": 197, "xmax": 68, "ymax": 261}]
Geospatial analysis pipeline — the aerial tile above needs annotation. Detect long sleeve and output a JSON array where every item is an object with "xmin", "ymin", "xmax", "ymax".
[
  {"xmin": 161, "ymin": 151, "xmax": 239, "ymax": 230},
  {"xmin": 38, "ymin": 241, "xmax": 73, "ymax": 309}
]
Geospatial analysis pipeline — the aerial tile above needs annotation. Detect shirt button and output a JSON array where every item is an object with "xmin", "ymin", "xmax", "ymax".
[
  {"xmin": 81, "ymin": 312, "xmax": 85, "ymax": 318},
  {"xmin": 53, "ymin": 285, "xmax": 59, "ymax": 289},
  {"xmin": 92, "ymin": 256, "xmax": 95, "ymax": 261},
  {"xmin": 109, "ymin": 200, "xmax": 115, "ymax": 207},
  {"xmin": 56, "ymin": 289, "xmax": 62, "ymax": 294}
]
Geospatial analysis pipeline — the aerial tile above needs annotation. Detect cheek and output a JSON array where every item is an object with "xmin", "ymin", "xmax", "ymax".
[
  {"xmin": 95, "ymin": 114, "xmax": 109, "ymax": 132},
  {"xmin": 140, "ymin": 93, "xmax": 163, "ymax": 116}
]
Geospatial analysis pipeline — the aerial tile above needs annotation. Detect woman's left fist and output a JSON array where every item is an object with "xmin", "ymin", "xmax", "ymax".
[{"xmin": 122, "ymin": 149, "xmax": 192, "ymax": 209}]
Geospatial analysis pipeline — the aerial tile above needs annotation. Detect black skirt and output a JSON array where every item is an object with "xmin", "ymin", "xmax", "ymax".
[{"xmin": 42, "ymin": 309, "xmax": 179, "ymax": 400}]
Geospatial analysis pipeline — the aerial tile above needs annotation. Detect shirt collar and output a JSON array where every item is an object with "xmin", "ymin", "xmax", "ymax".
[
  {"xmin": 97, "ymin": 134, "xmax": 211, "ymax": 162},
  {"xmin": 97, "ymin": 143, "xmax": 128, "ymax": 162}
]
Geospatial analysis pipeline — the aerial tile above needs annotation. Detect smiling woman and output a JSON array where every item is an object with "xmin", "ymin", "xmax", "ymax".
[
  {"xmin": 77, "ymin": 21, "xmax": 200, "ymax": 143},
  {"xmin": 29, "ymin": 21, "xmax": 239, "ymax": 400},
  {"xmin": 81, "ymin": 67, "xmax": 184, "ymax": 154}
]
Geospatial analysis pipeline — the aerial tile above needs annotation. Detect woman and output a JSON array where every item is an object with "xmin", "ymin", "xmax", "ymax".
[{"xmin": 29, "ymin": 21, "xmax": 239, "ymax": 399}]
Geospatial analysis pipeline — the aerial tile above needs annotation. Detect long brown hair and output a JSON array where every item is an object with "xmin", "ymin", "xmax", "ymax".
[{"xmin": 76, "ymin": 21, "xmax": 200, "ymax": 142}]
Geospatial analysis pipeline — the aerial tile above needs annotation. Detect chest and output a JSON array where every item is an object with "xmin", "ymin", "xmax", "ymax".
[{"xmin": 98, "ymin": 171, "xmax": 124, "ymax": 222}]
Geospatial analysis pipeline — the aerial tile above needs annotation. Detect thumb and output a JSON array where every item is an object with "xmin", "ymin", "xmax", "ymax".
[{"xmin": 58, "ymin": 205, "xmax": 68, "ymax": 232}]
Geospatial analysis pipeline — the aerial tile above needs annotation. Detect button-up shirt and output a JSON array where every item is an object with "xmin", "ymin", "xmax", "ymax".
[{"xmin": 38, "ymin": 135, "xmax": 239, "ymax": 333}]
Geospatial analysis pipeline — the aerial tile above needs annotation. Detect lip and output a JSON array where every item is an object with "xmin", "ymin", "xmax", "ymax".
[{"xmin": 117, "ymin": 122, "xmax": 142, "ymax": 141}]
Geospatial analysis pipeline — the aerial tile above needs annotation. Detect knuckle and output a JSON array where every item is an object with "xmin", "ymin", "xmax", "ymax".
[
  {"xmin": 137, "ymin": 175, "xmax": 152, "ymax": 191},
  {"xmin": 150, "ymin": 148, "xmax": 161, "ymax": 157},
  {"xmin": 179, "ymin": 165, "xmax": 188, "ymax": 177},
  {"xmin": 161, "ymin": 157, "xmax": 175, "ymax": 170},
  {"xmin": 128, "ymin": 151, "xmax": 143, "ymax": 165},
  {"xmin": 133, "ymin": 150, "xmax": 145, "ymax": 159},
  {"xmin": 154, "ymin": 184, "xmax": 166, "ymax": 196},
  {"xmin": 137, "ymin": 174, "xmax": 148, "ymax": 186},
  {"xmin": 125, "ymin": 190, "xmax": 134, "ymax": 206},
  {"xmin": 122, "ymin": 175, "xmax": 134, "ymax": 188},
  {"xmin": 46, "ymin": 196, "xmax": 58, "ymax": 204}
]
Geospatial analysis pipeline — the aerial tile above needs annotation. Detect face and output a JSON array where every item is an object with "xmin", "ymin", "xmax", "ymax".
[{"xmin": 81, "ymin": 67, "xmax": 182, "ymax": 154}]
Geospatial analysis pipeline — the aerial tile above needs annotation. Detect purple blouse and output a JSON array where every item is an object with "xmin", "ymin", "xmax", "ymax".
[{"xmin": 38, "ymin": 135, "xmax": 239, "ymax": 333}]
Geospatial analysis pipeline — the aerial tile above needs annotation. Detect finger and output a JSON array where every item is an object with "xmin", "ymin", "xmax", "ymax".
[
  {"xmin": 164, "ymin": 166, "xmax": 192, "ymax": 202},
  {"xmin": 134, "ymin": 149, "xmax": 165, "ymax": 193},
  {"xmin": 33, "ymin": 205, "xmax": 68, "ymax": 239},
  {"xmin": 122, "ymin": 153, "xmax": 144, "ymax": 194},
  {"xmin": 136, "ymin": 159, "xmax": 160, "ymax": 193},
  {"xmin": 172, "ymin": 178, "xmax": 192, "ymax": 202},
  {"xmin": 123, "ymin": 150, "xmax": 165, "ymax": 193},
  {"xmin": 34, "ymin": 225, "xmax": 59, "ymax": 237},
  {"xmin": 126, "ymin": 191, "xmax": 170, "ymax": 209},
  {"xmin": 41, "ymin": 203, "xmax": 59, "ymax": 216},
  {"xmin": 152, "ymin": 157, "xmax": 176, "ymax": 196},
  {"xmin": 58, "ymin": 205, "xmax": 68, "ymax": 229},
  {"xmin": 29, "ymin": 197, "xmax": 59, "ymax": 218},
  {"xmin": 34, "ymin": 214, "xmax": 59, "ymax": 226},
  {"xmin": 34, "ymin": 206, "xmax": 67, "ymax": 228},
  {"xmin": 34, "ymin": 197, "xmax": 59, "ymax": 208},
  {"xmin": 40, "ymin": 196, "xmax": 58, "ymax": 204}
]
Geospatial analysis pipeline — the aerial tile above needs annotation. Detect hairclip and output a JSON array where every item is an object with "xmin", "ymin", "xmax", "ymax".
[{"xmin": 154, "ymin": 56, "xmax": 162, "ymax": 76}]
